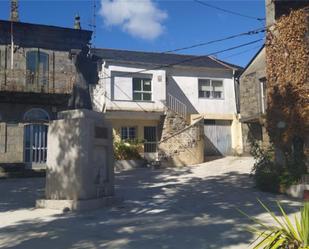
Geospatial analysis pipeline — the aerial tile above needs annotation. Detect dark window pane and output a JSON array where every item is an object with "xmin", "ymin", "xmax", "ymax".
[
  {"xmin": 26, "ymin": 51, "xmax": 49, "ymax": 85},
  {"xmin": 39, "ymin": 53, "xmax": 49, "ymax": 85},
  {"xmin": 142, "ymin": 93, "xmax": 151, "ymax": 101},
  {"xmin": 133, "ymin": 78, "xmax": 141, "ymax": 91},
  {"xmin": 133, "ymin": 93, "xmax": 142, "ymax": 100},
  {"xmin": 213, "ymin": 91, "xmax": 222, "ymax": 99},
  {"xmin": 121, "ymin": 127, "xmax": 128, "ymax": 140},
  {"xmin": 128, "ymin": 127, "xmax": 136, "ymax": 139},
  {"xmin": 25, "ymin": 149, "xmax": 30, "ymax": 162}
]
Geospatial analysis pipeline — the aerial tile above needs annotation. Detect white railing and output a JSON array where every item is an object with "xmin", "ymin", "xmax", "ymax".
[{"xmin": 167, "ymin": 93, "xmax": 187, "ymax": 119}]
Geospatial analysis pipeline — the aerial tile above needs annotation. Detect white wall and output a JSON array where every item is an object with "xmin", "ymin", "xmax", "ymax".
[
  {"xmin": 167, "ymin": 67, "xmax": 237, "ymax": 115},
  {"xmin": 93, "ymin": 62, "xmax": 166, "ymax": 113}
]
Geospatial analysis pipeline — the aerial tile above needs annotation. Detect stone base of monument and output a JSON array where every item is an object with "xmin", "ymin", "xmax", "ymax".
[
  {"xmin": 36, "ymin": 109, "xmax": 118, "ymax": 211},
  {"xmin": 36, "ymin": 196, "xmax": 121, "ymax": 211}
]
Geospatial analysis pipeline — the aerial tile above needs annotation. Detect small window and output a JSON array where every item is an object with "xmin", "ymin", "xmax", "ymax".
[
  {"xmin": 23, "ymin": 108, "xmax": 50, "ymax": 122},
  {"xmin": 259, "ymin": 78, "xmax": 267, "ymax": 114},
  {"xmin": 121, "ymin": 127, "xmax": 136, "ymax": 140},
  {"xmin": 133, "ymin": 78, "xmax": 152, "ymax": 101},
  {"xmin": 199, "ymin": 79, "xmax": 224, "ymax": 99},
  {"xmin": 26, "ymin": 50, "xmax": 49, "ymax": 85}
]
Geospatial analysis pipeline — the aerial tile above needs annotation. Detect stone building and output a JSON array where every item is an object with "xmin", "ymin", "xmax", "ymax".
[
  {"xmin": 265, "ymin": 0, "xmax": 309, "ymax": 164},
  {"xmin": 239, "ymin": 46, "xmax": 269, "ymax": 153},
  {"xmin": 0, "ymin": 7, "xmax": 92, "ymax": 168}
]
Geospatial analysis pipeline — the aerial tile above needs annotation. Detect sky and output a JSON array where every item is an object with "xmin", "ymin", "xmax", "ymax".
[{"xmin": 0, "ymin": 0, "xmax": 266, "ymax": 67}]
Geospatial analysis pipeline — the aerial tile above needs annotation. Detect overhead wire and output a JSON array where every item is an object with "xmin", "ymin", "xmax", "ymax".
[
  {"xmin": 193, "ymin": 0, "xmax": 265, "ymax": 22},
  {"xmin": 99, "ymin": 38, "xmax": 264, "ymax": 113}
]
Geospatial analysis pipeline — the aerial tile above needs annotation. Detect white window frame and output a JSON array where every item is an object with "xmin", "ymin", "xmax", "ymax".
[
  {"xmin": 121, "ymin": 126, "xmax": 137, "ymax": 140},
  {"xmin": 198, "ymin": 78, "xmax": 224, "ymax": 99},
  {"xmin": 132, "ymin": 77, "xmax": 152, "ymax": 101},
  {"xmin": 259, "ymin": 78, "xmax": 266, "ymax": 114}
]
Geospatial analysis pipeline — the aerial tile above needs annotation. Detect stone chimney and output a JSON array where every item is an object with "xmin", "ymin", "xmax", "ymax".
[
  {"xmin": 74, "ymin": 14, "xmax": 81, "ymax": 30},
  {"xmin": 10, "ymin": 0, "xmax": 19, "ymax": 22},
  {"xmin": 265, "ymin": 0, "xmax": 275, "ymax": 27}
]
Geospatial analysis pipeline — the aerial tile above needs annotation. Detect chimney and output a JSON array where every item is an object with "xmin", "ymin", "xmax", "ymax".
[
  {"xmin": 10, "ymin": 0, "xmax": 19, "ymax": 22},
  {"xmin": 74, "ymin": 14, "xmax": 81, "ymax": 30}
]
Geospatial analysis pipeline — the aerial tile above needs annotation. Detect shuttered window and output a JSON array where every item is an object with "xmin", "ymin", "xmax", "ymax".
[
  {"xmin": 26, "ymin": 50, "xmax": 49, "ymax": 85},
  {"xmin": 199, "ymin": 79, "xmax": 224, "ymax": 99}
]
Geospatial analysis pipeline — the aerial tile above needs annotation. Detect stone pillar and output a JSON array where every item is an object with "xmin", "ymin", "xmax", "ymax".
[{"xmin": 36, "ymin": 109, "xmax": 116, "ymax": 211}]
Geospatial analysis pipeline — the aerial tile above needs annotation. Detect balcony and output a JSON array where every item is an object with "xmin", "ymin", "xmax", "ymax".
[
  {"xmin": 0, "ymin": 69, "xmax": 72, "ymax": 105},
  {"xmin": 0, "ymin": 69, "xmax": 73, "ymax": 94}
]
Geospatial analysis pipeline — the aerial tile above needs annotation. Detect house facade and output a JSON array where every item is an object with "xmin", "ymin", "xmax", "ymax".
[
  {"xmin": 239, "ymin": 46, "xmax": 269, "ymax": 153},
  {"xmin": 91, "ymin": 48, "xmax": 243, "ymax": 164},
  {"xmin": 0, "ymin": 16, "xmax": 92, "ymax": 168}
]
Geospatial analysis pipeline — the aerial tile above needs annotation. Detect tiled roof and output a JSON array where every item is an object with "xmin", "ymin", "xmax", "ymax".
[{"xmin": 91, "ymin": 48, "xmax": 242, "ymax": 70}]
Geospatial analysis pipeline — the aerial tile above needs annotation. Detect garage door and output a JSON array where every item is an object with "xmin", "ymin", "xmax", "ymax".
[{"xmin": 204, "ymin": 119, "xmax": 232, "ymax": 156}]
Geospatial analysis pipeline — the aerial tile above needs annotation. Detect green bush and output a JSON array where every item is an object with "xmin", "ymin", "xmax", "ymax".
[
  {"xmin": 113, "ymin": 139, "xmax": 143, "ymax": 160},
  {"xmin": 250, "ymin": 137, "xmax": 306, "ymax": 193},
  {"xmin": 239, "ymin": 200, "xmax": 309, "ymax": 249},
  {"xmin": 250, "ymin": 138, "xmax": 279, "ymax": 192}
]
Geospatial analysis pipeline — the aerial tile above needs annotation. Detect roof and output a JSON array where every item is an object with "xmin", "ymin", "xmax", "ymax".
[
  {"xmin": 91, "ymin": 48, "xmax": 242, "ymax": 71},
  {"xmin": 0, "ymin": 20, "xmax": 92, "ymax": 51}
]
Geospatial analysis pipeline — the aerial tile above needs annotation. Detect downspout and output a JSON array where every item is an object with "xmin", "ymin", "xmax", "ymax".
[{"xmin": 102, "ymin": 60, "xmax": 107, "ymax": 113}]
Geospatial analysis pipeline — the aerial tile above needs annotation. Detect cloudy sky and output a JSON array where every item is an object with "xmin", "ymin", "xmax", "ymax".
[{"xmin": 0, "ymin": 0, "xmax": 265, "ymax": 66}]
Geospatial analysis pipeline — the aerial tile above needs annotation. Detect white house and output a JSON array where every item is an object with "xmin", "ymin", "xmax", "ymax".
[{"xmin": 91, "ymin": 48, "xmax": 243, "ymax": 162}]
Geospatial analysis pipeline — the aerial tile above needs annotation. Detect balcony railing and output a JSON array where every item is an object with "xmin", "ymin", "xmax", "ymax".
[
  {"xmin": 0, "ymin": 69, "xmax": 73, "ymax": 94},
  {"xmin": 166, "ymin": 93, "xmax": 187, "ymax": 119}
]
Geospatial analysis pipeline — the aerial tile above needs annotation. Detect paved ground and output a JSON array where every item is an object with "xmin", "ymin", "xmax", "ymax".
[{"xmin": 0, "ymin": 157, "xmax": 302, "ymax": 249}]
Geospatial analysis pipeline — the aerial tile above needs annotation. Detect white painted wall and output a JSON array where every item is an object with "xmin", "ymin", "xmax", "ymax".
[
  {"xmin": 93, "ymin": 62, "xmax": 166, "ymax": 113},
  {"xmin": 93, "ymin": 62, "xmax": 237, "ymax": 116},
  {"xmin": 167, "ymin": 67, "xmax": 237, "ymax": 115}
]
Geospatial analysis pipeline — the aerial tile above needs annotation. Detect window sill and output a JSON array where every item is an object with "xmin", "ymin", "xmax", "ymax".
[
  {"xmin": 198, "ymin": 97, "xmax": 225, "ymax": 100},
  {"xmin": 112, "ymin": 99, "xmax": 155, "ymax": 103}
]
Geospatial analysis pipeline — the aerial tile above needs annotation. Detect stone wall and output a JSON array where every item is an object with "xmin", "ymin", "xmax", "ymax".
[
  {"xmin": 242, "ymin": 122, "xmax": 270, "ymax": 154},
  {"xmin": 239, "ymin": 47, "xmax": 266, "ymax": 120},
  {"xmin": 0, "ymin": 45, "xmax": 75, "ymax": 93},
  {"xmin": 158, "ymin": 111, "xmax": 204, "ymax": 167},
  {"xmin": 0, "ymin": 122, "xmax": 24, "ymax": 163}
]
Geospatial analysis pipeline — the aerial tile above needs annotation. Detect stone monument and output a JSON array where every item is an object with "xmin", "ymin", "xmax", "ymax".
[{"xmin": 36, "ymin": 47, "xmax": 116, "ymax": 211}]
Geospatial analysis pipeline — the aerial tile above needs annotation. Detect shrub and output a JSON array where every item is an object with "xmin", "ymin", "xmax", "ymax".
[
  {"xmin": 113, "ymin": 139, "xmax": 143, "ymax": 160},
  {"xmin": 249, "ymin": 138, "xmax": 279, "ymax": 192},
  {"xmin": 239, "ymin": 200, "xmax": 309, "ymax": 249},
  {"xmin": 250, "ymin": 137, "xmax": 306, "ymax": 193}
]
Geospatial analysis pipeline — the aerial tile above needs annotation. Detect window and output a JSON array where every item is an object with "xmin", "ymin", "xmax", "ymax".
[
  {"xmin": 121, "ymin": 127, "xmax": 136, "ymax": 140},
  {"xmin": 259, "ymin": 78, "xmax": 267, "ymax": 114},
  {"xmin": 26, "ymin": 50, "xmax": 49, "ymax": 85},
  {"xmin": 133, "ymin": 78, "xmax": 152, "ymax": 101},
  {"xmin": 198, "ymin": 79, "xmax": 224, "ymax": 99},
  {"xmin": 23, "ymin": 108, "xmax": 50, "ymax": 122}
]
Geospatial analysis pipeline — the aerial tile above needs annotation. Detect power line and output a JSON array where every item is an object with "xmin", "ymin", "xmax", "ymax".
[
  {"xmin": 220, "ymin": 43, "xmax": 264, "ymax": 60},
  {"xmin": 99, "ymin": 38, "xmax": 263, "ymax": 113},
  {"xmin": 98, "ymin": 25, "xmax": 266, "ymax": 81},
  {"xmin": 193, "ymin": 0, "xmax": 265, "ymax": 22},
  {"xmin": 101, "ymin": 38, "xmax": 263, "ymax": 80},
  {"xmin": 164, "ymin": 27, "xmax": 265, "ymax": 54}
]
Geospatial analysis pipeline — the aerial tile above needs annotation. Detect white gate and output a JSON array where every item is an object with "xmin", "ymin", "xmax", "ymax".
[{"xmin": 204, "ymin": 120, "xmax": 232, "ymax": 156}]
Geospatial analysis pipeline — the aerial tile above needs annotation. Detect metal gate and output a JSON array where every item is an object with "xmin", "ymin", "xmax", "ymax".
[
  {"xmin": 204, "ymin": 120, "xmax": 232, "ymax": 156},
  {"xmin": 24, "ymin": 124, "xmax": 48, "ymax": 168},
  {"xmin": 144, "ymin": 126, "xmax": 157, "ymax": 153}
]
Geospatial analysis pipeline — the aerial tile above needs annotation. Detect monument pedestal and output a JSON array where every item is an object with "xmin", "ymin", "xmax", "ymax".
[{"xmin": 36, "ymin": 109, "xmax": 117, "ymax": 211}]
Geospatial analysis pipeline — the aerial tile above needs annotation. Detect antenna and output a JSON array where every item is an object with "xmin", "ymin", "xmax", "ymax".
[{"xmin": 89, "ymin": 0, "xmax": 97, "ymax": 48}]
